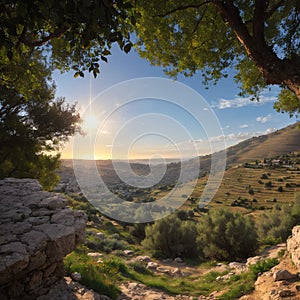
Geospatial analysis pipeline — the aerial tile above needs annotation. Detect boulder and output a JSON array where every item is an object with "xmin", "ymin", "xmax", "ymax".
[
  {"xmin": 287, "ymin": 226, "xmax": 300, "ymax": 270},
  {"xmin": 273, "ymin": 270, "xmax": 298, "ymax": 281},
  {"xmin": 147, "ymin": 262, "xmax": 158, "ymax": 269}
]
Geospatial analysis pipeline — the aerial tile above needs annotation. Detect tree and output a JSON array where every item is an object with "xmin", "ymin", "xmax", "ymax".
[
  {"xmin": 0, "ymin": 0, "xmax": 136, "ymax": 77},
  {"xmin": 198, "ymin": 208, "xmax": 257, "ymax": 260},
  {"xmin": 0, "ymin": 1, "xmax": 136, "ymax": 188},
  {"xmin": 142, "ymin": 214, "xmax": 201, "ymax": 258},
  {"xmin": 0, "ymin": 49, "xmax": 80, "ymax": 190},
  {"xmin": 134, "ymin": 1, "xmax": 300, "ymax": 115}
]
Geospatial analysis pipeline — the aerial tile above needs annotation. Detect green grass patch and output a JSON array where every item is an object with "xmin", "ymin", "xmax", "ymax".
[{"xmin": 64, "ymin": 248, "xmax": 129, "ymax": 299}]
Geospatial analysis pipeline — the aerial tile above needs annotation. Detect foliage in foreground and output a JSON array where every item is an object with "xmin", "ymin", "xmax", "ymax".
[
  {"xmin": 257, "ymin": 193, "xmax": 300, "ymax": 244},
  {"xmin": 143, "ymin": 208, "xmax": 257, "ymax": 261},
  {"xmin": 142, "ymin": 214, "xmax": 200, "ymax": 259},
  {"xmin": 64, "ymin": 249, "xmax": 123, "ymax": 300},
  {"xmin": 134, "ymin": 1, "xmax": 300, "ymax": 115},
  {"xmin": 65, "ymin": 245, "xmax": 279, "ymax": 300},
  {"xmin": 198, "ymin": 208, "xmax": 258, "ymax": 261}
]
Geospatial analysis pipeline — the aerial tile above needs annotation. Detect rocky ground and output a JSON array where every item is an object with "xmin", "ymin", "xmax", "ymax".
[{"xmin": 241, "ymin": 253, "xmax": 300, "ymax": 300}]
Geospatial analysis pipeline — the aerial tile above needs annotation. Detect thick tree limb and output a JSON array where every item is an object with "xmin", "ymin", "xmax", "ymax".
[
  {"xmin": 156, "ymin": 1, "xmax": 212, "ymax": 17},
  {"xmin": 20, "ymin": 25, "xmax": 69, "ymax": 47}
]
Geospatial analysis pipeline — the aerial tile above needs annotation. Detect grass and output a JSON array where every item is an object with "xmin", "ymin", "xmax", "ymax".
[
  {"xmin": 64, "ymin": 246, "xmax": 279, "ymax": 300},
  {"xmin": 64, "ymin": 247, "xmax": 122, "ymax": 299}
]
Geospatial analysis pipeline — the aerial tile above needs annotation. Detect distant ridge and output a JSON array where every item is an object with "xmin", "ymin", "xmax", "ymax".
[
  {"xmin": 198, "ymin": 122, "xmax": 300, "ymax": 170},
  {"xmin": 225, "ymin": 122, "xmax": 300, "ymax": 164}
]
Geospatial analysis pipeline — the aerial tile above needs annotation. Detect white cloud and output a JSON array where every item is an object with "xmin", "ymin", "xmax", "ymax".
[
  {"xmin": 215, "ymin": 95, "xmax": 276, "ymax": 109},
  {"xmin": 256, "ymin": 114, "xmax": 272, "ymax": 123},
  {"xmin": 240, "ymin": 124, "xmax": 249, "ymax": 128}
]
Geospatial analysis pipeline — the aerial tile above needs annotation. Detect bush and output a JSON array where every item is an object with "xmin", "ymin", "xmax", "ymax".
[
  {"xmin": 257, "ymin": 196, "xmax": 300, "ymax": 243},
  {"xmin": 248, "ymin": 188, "xmax": 254, "ymax": 195},
  {"xmin": 248, "ymin": 258, "xmax": 279, "ymax": 277},
  {"xmin": 265, "ymin": 181, "xmax": 273, "ymax": 188},
  {"xmin": 198, "ymin": 208, "xmax": 258, "ymax": 261},
  {"xmin": 261, "ymin": 174, "xmax": 268, "ymax": 179},
  {"xmin": 142, "ymin": 214, "xmax": 201, "ymax": 259},
  {"xmin": 277, "ymin": 186, "xmax": 284, "ymax": 192}
]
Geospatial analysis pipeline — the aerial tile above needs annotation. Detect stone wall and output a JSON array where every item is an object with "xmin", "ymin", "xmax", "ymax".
[
  {"xmin": 0, "ymin": 178, "xmax": 87, "ymax": 300},
  {"xmin": 287, "ymin": 225, "xmax": 300, "ymax": 270}
]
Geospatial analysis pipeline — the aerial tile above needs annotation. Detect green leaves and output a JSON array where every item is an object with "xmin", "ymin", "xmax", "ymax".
[
  {"xmin": 133, "ymin": 0, "xmax": 300, "ymax": 113},
  {"xmin": 74, "ymin": 71, "xmax": 84, "ymax": 78},
  {"xmin": 123, "ymin": 42, "xmax": 132, "ymax": 53}
]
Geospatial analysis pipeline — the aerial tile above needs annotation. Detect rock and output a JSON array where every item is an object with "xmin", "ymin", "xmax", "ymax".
[
  {"xmin": 0, "ymin": 179, "xmax": 87, "ymax": 298},
  {"xmin": 278, "ymin": 289, "xmax": 293, "ymax": 297},
  {"xmin": 147, "ymin": 262, "xmax": 158, "ymax": 269},
  {"xmin": 87, "ymin": 252, "xmax": 103, "ymax": 259},
  {"xmin": 273, "ymin": 269, "xmax": 297, "ymax": 281},
  {"xmin": 156, "ymin": 266, "xmax": 170, "ymax": 274},
  {"xmin": 228, "ymin": 262, "xmax": 246, "ymax": 272},
  {"xmin": 174, "ymin": 257, "xmax": 183, "ymax": 263},
  {"xmin": 136, "ymin": 255, "xmax": 151, "ymax": 262},
  {"xmin": 171, "ymin": 268, "xmax": 182, "ymax": 276},
  {"xmin": 96, "ymin": 232, "xmax": 105, "ymax": 239},
  {"xmin": 162, "ymin": 258, "xmax": 173, "ymax": 263},
  {"xmin": 246, "ymin": 256, "xmax": 261, "ymax": 266},
  {"xmin": 71, "ymin": 272, "xmax": 82, "ymax": 282},
  {"xmin": 287, "ymin": 226, "xmax": 300, "ymax": 270},
  {"xmin": 123, "ymin": 249, "xmax": 134, "ymax": 256}
]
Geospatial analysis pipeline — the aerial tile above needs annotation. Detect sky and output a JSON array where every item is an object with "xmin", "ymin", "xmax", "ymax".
[{"xmin": 53, "ymin": 45, "xmax": 298, "ymax": 160}]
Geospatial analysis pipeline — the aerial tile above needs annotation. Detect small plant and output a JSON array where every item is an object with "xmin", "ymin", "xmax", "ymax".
[
  {"xmin": 129, "ymin": 261, "xmax": 153, "ymax": 275},
  {"xmin": 277, "ymin": 186, "xmax": 284, "ymax": 192},
  {"xmin": 248, "ymin": 258, "xmax": 279, "ymax": 277}
]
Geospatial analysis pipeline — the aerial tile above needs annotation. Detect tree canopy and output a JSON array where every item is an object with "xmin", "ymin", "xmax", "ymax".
[
  {"xmin": 0, "ymin": 0, "xmax": 135, "ymax": 76},
  {"xmin": 133, "ymin": 0, "xmax": 300, "ymax": 115},
  {"xmin": 0, "ymin": 49, "xmax": 80, "ymax": 189}
]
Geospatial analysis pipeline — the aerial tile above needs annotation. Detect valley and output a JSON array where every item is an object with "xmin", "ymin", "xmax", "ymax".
[{"xmin": 56, "ymin": 122, "xmax": 300, "ymax": 299}]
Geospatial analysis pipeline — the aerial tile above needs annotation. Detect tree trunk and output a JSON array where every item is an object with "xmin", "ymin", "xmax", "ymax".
[{"xmin": 214, "ymin": 0, "xmax": 300, "ymax": 102}]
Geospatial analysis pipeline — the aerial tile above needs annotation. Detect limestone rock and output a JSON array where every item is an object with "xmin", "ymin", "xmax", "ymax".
[
  {"xmin": 273, "ymin": 270, "xmax": 298, "ymax": 281},
  {"xmin": 0, "ymin": 178, "xmax": 87, "ymax": 299},
  {"xmin": 287, "ymin": 226, "xmax": 300, "ymax": 270},
  {"xmin": 147, "ymin": 262, "xmax": 158, "ymax": 269},
  {"xmin": 71, "ymin": 272, "xmax": 82, "ymax": 282}
]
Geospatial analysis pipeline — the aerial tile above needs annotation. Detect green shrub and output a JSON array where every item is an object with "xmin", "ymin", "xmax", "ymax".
[
  {"xmin": 249, "ymin": 258, "xmax": 279, "ymax": 277},
  {"xmin": 142, "ymin": 214, "xmax": 201, "ymax": 259},
  {"xmin": 128, "ymin": 261, "xmax": 153, "ymax": 275},
  {"xmin": 257, "ymin": 205, "xmax": 295, "ymax": 242},
  {"xmin": 198, "ymin": 208, "xmax": 258, "ymax": 261}
]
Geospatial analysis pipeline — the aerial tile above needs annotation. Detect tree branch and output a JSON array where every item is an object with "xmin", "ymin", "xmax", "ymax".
[
  {"xmin": 253, "ymin": 0, "xmax": 267, "ymax": 47},
  {"xmin": 192, "ymin": 6, "xmax": 209, "ymax": 34},
  {"xmin": 155, "ymin": 1, "xmax": 212, "ymax": 18},
  {"xmin": 20, "ymin": 25, "xmax": 69, "ymax": 47},
  {"xmin": 265, "ymin": 0, "xmax": 286, "ymax": 19}
]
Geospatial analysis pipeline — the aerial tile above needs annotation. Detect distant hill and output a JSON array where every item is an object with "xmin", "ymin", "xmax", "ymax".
[
  {"xmin": 225, "ymin": 122, "xmax": 300, "ymax": 165},
  {"xmin": 196, "ymin": 122, "xmax": 300, "ymax": 172},
  {"xmin": 60, "ymin": 122, "xmax": 300, "ymax": 185},
  {"xmin": 227, "ymin": 122, "xmax": 300, "ymax": 163}
]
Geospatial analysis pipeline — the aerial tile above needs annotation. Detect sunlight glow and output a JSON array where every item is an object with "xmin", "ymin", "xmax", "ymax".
[{"xmin": 82, "ymin": 114, "xmax": 99, "ymax": 134}]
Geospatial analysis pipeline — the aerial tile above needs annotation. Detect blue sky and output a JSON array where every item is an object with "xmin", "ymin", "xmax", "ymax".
[{"xmin": 53, "ymin": 45, "xmax": 298, "ymax": 160}]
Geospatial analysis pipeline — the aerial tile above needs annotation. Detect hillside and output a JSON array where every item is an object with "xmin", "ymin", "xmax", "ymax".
[
  {"xmin": 191, "ymin": 122, "xmax": 300, "ymax": 174},
  {"xmin": 225, "ymin": 122, "xmax": 300, "ymax": 165}
]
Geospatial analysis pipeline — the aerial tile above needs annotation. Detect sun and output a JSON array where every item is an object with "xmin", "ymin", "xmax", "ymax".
[{"xmin": 82, "ymin": 114, "xmax": 99, "ymax": 134}]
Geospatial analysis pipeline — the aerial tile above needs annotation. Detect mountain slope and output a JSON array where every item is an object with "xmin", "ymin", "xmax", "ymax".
[{"xmin": 198, "ymin": 122, "xmax": 300, "ymax": 170}]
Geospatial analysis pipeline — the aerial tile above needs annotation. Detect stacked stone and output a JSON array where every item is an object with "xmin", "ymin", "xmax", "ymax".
[
  {"xmin": 287, "ymin": 225, "xmax": 300, "ymax": 270},
  {"xmin": 0, "ymin": 179, "xmax": 86, "ymax": 299}
]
